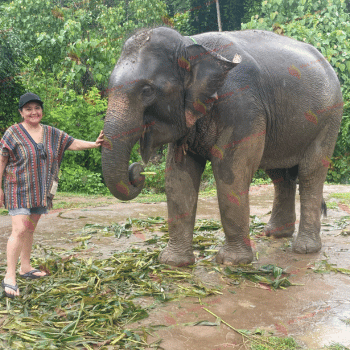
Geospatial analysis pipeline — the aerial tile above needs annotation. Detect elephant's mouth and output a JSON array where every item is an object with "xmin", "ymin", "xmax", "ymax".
[{"xmin": 139, "ymin": 113, "xmax": 156, "ymax": 164}]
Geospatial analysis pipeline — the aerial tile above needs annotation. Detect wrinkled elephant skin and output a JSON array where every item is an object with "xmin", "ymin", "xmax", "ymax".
[{"xmin": 102, "ymin": 27, "xmax": 343, "ymax": 266}]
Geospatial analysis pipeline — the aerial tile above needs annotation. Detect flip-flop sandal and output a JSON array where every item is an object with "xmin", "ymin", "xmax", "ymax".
[
  {"xmin": 1, "ymin": 280, "xmax": 19, "ymax": 299},
  {"xmin": 19, "ymin": 269, "xmax": 47, "ymax": 279}
]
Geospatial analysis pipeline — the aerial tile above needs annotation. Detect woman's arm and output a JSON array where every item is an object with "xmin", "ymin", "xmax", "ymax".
[
  {"xmin": 68, "ymin": 131, "xmax": 104, "ymax": 151},
  {"xmin": 0, "ymin": 154, "xmax": 9, "ymax": 207}
]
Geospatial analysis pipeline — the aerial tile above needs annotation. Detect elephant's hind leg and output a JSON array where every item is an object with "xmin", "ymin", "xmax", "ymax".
[
  {"xmin": 293, "ymin": 165, "xmax": 327, "ymax": 254},
  {"xmin": 292, "ymin": 128, "xmax": 336, "ymax": 254},
  {"xmin": 264, "ymin": 168, "xmax": 297, "ymax": 238}
]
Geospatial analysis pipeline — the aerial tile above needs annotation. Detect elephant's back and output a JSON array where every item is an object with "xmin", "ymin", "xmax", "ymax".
[
  {"xmin": 194, "ymin": 30, "xmax": 339, "ymax": 86},
  {"xmin": 192, "ymin": 30, "xmax": 343, "ymax": 168},
  {"xmin": 194, "ymin": 29, "xmax": 342, "ymax": 120}
]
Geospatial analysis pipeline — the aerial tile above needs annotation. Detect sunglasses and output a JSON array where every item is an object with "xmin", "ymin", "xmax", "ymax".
[{"xmin": 37, "ymin": 143, "xmax": 47, "ymax": 160}]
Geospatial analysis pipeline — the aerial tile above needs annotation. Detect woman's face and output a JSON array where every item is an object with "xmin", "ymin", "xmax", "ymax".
[{"xmin": 19, "ymin": 102, "xmax": 43, "ymax": 125}]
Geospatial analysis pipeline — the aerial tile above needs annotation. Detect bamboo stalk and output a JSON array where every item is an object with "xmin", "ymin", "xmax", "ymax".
[{"xmin": 202, "ymin": 307, "xmax": 275, "ymax": 348}]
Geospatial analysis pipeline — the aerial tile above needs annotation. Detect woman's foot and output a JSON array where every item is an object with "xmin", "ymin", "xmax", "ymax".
[
  {"xmin": 19, "ymin": 267, "xmax": 47, "ymax": 279},
  {"xmin": 2, "ymin": 275, "xmax": 20, "ymax": 298}
]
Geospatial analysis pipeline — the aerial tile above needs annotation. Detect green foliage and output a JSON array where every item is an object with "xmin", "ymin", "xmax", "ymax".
[
  {"xmin": 201, "ymin": 162, "xmax": 216, "ymax": 190},
  {"xmin": 242, "ymin": 0, "xmax": 262, "ymax": 24},
  {"xmin": 0, "ymin": 0, "xmax": 167, "ymax": 93},
  {"xmin": 163, "ymin": 0, "xmax": 192, "ymax": 16},
  {"xmin": 141, "ymin": 161, "xmax": 167, "ymax": 194},
  {"xmin": 329, "ymin": 99, "xmax": 350, "ymax": 183},
  {"xmin": 189, "ymin": 0, "xmax": 218, "ymax": 33},
  {"xmin": 162, "ymin": 0, "xmax": 262, "ymax": 35},
  {"xmin": 0, "ymin": 27, "xmax": 26, "ymax": 137},
  {"xmin": 47, "ymin": 87, "xmax": 107, "ymax": 172},
  {"xmin": 242, "ymin": 0, "xmax": 350, "ymax": 84},
  {"xmin": 243, "ymin": 0, "xmax": 350, "ymax": 183},
  {"xmin": 220, "ymin": 0, "xmax": 263, "ymax": 31},
  {"xmin": 58, "ymin": 164, "xmax": 109, "ymax": 195},
  {"xmin": 172, "ymin": 10, "xmax": 193, "ymax": 35}
]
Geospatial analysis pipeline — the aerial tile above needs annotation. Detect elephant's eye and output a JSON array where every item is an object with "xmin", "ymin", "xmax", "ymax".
[{"xmin": 142, "ymin": 85, "xmax": 154, "ymax": 97}]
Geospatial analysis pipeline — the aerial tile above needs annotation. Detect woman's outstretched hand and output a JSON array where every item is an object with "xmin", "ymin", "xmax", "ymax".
[
  {"xmin": 0, "ymin": 188, "xmax": 4, "ymax": 208},
  {"xmin": 95, "ymin": 130, "xmax": 104, "ymax": 148}
]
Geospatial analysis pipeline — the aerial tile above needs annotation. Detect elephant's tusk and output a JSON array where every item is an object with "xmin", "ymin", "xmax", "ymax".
[
  {"xmin": 232, "ymin": 53, "xmax": 242, "ymax": 63},
  {"xmin": 211, "ymin": 92, "xmax": 219, "ymax": 100}
]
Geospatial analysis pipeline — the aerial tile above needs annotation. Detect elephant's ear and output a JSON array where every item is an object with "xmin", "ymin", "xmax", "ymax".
[{"xmin": 180, "ymin": 44, "xmax": 241, "ymax": 128}]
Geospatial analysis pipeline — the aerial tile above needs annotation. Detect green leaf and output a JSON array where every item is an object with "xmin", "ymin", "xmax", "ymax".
[
  {"xmin": 345, "ymin": 61, "xmax": 350, "ymax": 73},
  {"xmin": 191, "ymin": 320, "xmax": 221, "ymax": 326},
  {"xmin": 61, "ymin": 321, "xmax": 77, "ymax": 334},
  {"xmin": 37, "ymin": 33, "xmax": 45, "ymax": 43}
]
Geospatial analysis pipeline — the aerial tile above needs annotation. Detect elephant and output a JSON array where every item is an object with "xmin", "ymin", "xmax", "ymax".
[{"xmin": 101, "ymin": 27, "xmax": 343, "ymax": 266}]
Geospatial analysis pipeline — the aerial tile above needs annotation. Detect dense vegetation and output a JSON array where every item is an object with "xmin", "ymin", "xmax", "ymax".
[{"xmin": 0, "ymin": 0, "xmax": 349, "ymax": 195}]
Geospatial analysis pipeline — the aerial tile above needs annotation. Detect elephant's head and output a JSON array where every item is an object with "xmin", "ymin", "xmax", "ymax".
[{"xmin": 102, "ymin": 27, "xmax": 240, "ymax": 200}]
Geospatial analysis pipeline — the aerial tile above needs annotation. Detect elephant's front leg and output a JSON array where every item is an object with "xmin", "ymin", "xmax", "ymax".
[
  {"xmin": 215, "ymin": 181, "xmax": 254, "ymax": 265},
  {"xmin": 212, "ymin": 144, "xmax": 263, "ymax": 264},
  {"xmin": 159, "ymin": 144, "xmax": 206, "ymax": 267}
]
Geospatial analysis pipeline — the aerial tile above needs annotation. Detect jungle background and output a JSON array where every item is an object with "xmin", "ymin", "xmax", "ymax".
[{"xmin": 0, "ymin": 0, "xmax": 349, "ymax": 195}]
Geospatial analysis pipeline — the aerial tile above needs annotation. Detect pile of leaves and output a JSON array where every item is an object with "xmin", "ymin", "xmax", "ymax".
[
  {"xmin": 223, "ymin": 264, "xmax": 293, "ymax": 290},
  {"xmin": 0, "ymin": 216, "xmax": 292, "ymax": 349},
  {"xmin": 0, "ymin": 247, "xmax": 221, "ymax": 349}
]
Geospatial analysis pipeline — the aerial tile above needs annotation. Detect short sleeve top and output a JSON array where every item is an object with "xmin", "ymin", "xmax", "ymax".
[{"xmin": 0, "ymin": 123, "xmax": 74, "ymax": 210}]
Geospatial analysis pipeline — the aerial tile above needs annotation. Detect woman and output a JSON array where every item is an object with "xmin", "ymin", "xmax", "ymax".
[{"xmin": 0, "ymin": 92, "xmax": 104, "ymax": 298}]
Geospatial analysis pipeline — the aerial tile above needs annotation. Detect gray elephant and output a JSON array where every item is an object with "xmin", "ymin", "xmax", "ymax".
[{"xmin": 101, "ymin": 27, "xmax": 343, "ymax": 266}]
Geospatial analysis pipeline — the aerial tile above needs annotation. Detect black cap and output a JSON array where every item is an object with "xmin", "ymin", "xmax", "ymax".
[{"xmin": 19, "ymin": 92, "xmax": 44, "ymax": 109}]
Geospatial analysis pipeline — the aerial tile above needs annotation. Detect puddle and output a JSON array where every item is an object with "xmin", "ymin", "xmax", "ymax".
[{"xmin": 0, "ymin": 184, "xmax": 350, "ymax": 349}]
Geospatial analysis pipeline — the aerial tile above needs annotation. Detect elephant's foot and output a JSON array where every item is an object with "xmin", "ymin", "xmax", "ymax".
[
  {"xmin": 159, "ymin": 246, "xmax": 195, "ymax": 267},
  {"xmin": 216, "ymin": 245, "xmax": 254, "ymax": 265},
  {"xmin": 264, "ymin": 220, "xmax": 296, "ymax": 238},
  {"xmin": 292, "ymin": 234, "xmax": 322, "ymax": 254}
]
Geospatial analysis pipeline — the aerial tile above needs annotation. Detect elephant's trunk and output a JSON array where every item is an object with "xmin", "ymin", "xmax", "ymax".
[{"xmin": 102, "ymin": 95, "xmax": 145, "ymax": 201}]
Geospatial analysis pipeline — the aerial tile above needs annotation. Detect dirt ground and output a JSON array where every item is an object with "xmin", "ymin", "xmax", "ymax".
[{"xmin": 0, "ymin": 184, "xmax": 350, "ymax": 349}]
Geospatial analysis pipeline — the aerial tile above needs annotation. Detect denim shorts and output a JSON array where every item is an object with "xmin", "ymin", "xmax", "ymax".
[{"xmin": 8, "ymin": 207, "xmax": 48, "ymax": 216}]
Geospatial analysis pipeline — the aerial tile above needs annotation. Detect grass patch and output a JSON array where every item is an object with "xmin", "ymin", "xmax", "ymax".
[
  {"xmin": 55, "ymin": 192, "xmax": 113, "ymax": 199},
  {"xmin": 132, "ymin": 193, "xmax": 167, "ymax": 203},
  {"xmin": 250, "ymin": 336, "xmax": 301, "ymax": 350},
  {"xmin": 199, "ymin": 187, "xmax": 217, "ymax": 197},
  {"xmin": 325, "ymin": 344, "xmax": 350, "ymax": 350},
  {"xmin": 52, "ymin": 200, "xmax": 114, "ymax": 211},
  {"xmin": 329, "ymin": 193, "xmax": 350, "ymax": 200},
  {"xmin": 326, "ymin": 201, "xmax": 339, "ymax": 209},
  {"xmin": 329, "ymin": 192, "xmax": 350, "ymax": 207},
  {"xmin": 53, "ymin": 188, "xmax": 217, "ymax": 208}
]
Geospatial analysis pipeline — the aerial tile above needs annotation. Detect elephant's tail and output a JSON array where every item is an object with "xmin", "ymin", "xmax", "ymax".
[{"xmin": 321, "ymin": 198, "xmax": 327, "ymax": 218}]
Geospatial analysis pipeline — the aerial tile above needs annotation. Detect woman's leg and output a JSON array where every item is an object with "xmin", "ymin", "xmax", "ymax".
[
  {"xmin": 4, "ymin": 215, "xmax": 32, "ymax": 297},
  {"xmin": 19, "ymin": 213, "xmax": 46, "ymax": 277}
]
